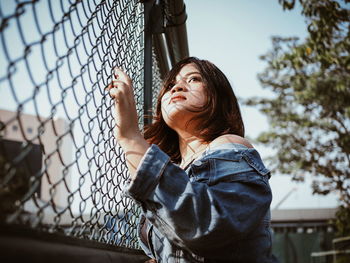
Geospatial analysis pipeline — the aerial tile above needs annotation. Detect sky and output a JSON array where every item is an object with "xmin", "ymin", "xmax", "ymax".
[{"xmin": 185, "ymin": 0, "xmax": 339, "ymax": 209}]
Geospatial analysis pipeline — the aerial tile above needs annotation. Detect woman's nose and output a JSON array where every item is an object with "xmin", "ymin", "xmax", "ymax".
[{"xmin": 171, "ymin": 81, "xmax": 186, "ymax": 93}]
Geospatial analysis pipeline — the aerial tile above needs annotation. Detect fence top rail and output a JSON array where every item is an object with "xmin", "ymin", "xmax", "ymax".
[
  {"xmin": 311, "ymin": 249, "xmax": 350, "ymax": 257},
  {"xmin": 333, "ymin": 235, "xmax": 350, "ymax": 244}
]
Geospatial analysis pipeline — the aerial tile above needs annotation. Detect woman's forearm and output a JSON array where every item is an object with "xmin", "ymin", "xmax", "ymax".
[
  {"xmin": 118, "ymin": 135, "xmax": 150, "ymax": 178},
  {"xmin": 107, "ymin": 67, "xmax": 150, "ymax": 178}
]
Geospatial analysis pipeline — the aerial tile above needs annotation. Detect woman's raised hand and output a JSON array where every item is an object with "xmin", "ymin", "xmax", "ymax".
[
  {"xmin": 108, "ymin": 67, "xmax": 141, "ymax": 143},
  {"xmin": 107, "ymin": 67, "xmax": 150, "ymax": 176}
]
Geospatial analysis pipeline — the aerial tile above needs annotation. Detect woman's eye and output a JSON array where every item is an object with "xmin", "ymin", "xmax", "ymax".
[{"xmin": 189, "ymin": 76, "xmax": 200, "ymax": 82}]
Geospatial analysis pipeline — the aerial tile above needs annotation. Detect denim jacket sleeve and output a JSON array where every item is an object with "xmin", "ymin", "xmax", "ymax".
[{"xmin": 124, "ymin": 143, "xmax": 272, "ymax": 258}]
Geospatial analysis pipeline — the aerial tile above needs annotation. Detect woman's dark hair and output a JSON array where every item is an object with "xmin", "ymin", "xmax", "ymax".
[{"xmin": 144, "ymin": 57, "xmax": 245, "ymax": 163}]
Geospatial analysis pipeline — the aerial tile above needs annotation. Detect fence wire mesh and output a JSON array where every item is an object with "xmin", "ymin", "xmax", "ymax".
[{"xmin": 0, "ymin": 0, "xmax": 163, "ymax": 249}]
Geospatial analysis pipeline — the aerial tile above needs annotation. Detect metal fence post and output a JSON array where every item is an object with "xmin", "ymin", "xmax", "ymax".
[{"xmin": 143, "ymin": 0, "xmax": 154, "ymax": 126}]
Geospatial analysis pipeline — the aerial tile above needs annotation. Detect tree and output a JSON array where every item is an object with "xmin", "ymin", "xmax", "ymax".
[{"xmin": 245, "ymin": 0, "xmax": 350, "ymax": 233}]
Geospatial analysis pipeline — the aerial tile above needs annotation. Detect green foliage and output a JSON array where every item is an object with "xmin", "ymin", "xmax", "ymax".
[
  {"xmin": 334, "ymin": 205, "xmax": 350, "ymax": 236},
  {"xmin": 246, "ymin": 0, "xmax": 350, "ymax": 210}
]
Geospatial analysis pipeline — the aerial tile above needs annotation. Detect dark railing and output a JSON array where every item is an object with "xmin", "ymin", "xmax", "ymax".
[{"xmin": 0, "ymin": 0, "xmax": 188, "ymax": 255}]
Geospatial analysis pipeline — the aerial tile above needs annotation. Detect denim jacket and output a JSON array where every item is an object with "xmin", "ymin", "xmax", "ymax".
[{"xmin": 125, "ymin": 143, "xmax": 277, "ymax": 263}]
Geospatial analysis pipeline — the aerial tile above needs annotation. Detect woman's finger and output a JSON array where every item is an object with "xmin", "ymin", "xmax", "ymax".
[
  {"xmin": 109, "ymin": 87, "xmax": 118, "ymax": 98},
  {"xmin": 114, "ymin": 67, "xmax": 132, "ymax": 86},
  {"xmin": 107, "ymin": 67, "xmax": 134, "ymax": 101},
  {"xmin": 108, "ymin": 80, "xmax": 133, "ymax": 99},
  {"xmin": 107, "ymin": 79, "xmax": 129, "ymax": 91}
]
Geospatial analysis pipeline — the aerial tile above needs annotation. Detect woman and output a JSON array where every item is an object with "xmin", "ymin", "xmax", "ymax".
[{"xmin": 108, "ymin": 57, "xmax": 277, "ymax": 262}]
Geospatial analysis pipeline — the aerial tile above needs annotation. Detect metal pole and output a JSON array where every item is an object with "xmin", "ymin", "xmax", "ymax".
[{"xmin": 143, "ymin": 0, "xmax": 153, "ymax": 126}]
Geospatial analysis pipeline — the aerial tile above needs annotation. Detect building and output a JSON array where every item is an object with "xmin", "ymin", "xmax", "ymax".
[{"xmin": 0, "ymin": 109, "xmax": 72, "ymax": 211}]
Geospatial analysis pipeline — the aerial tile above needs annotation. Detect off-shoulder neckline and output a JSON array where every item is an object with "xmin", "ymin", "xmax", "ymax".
[{"xmin": 182, "ymin": 142, "xmax": 253, "ymax": 171}]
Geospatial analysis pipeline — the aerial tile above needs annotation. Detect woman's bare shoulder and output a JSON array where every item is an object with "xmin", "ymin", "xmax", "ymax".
[{"xmin": 209, "ymin": 134, "xmax": 254, "ymax": 148}]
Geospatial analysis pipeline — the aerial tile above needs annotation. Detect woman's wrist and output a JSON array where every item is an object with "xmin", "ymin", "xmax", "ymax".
[
  {"xmin": 117, "ymin": 134, "xmax": 150, "ymax": 177},
  {"xmin": 117, "ymin": 133, "xmax": 148, "ymax": 150}
]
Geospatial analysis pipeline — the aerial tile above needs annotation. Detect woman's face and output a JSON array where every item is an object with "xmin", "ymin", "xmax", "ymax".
[{"xmin": 161, "ymin": 63, "xmax": 207, "ymax": 130}]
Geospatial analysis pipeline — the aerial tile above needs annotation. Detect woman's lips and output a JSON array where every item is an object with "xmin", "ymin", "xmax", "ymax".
[{"xmin": 170, "ymin": 95, "xmax": 186, "ymax": 103}]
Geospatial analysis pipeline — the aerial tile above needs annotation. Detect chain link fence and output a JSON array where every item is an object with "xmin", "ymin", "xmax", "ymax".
[{"xmin": 0, "ymin": 0, "xmax": 165, "ymax": 250}]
